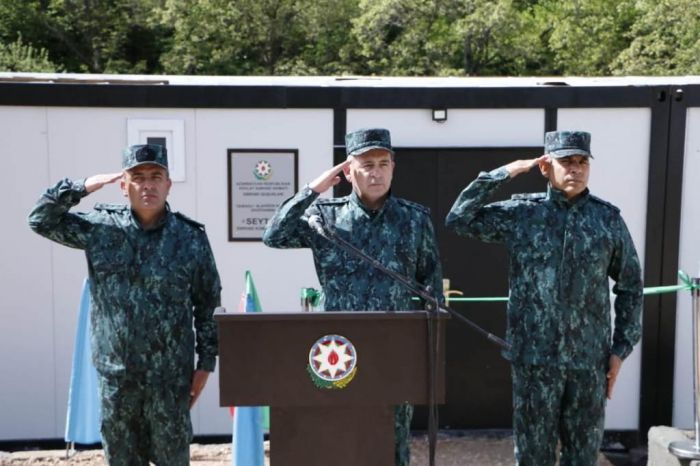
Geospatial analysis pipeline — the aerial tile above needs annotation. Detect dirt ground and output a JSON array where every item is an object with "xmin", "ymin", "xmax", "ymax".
[{"xmin": 0, "ymin": 434, "xmax": 614, "ymax": 466}]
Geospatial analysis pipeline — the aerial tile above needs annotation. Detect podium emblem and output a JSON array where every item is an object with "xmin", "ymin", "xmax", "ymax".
[{"xmin": 307, "ymin": 334, "xmax": 358, "ymax": 389}]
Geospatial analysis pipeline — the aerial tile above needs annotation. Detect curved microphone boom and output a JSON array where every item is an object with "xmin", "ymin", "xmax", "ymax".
[
  {"xmin": 304, "ymin": 212, "xmax": 510, "ymax": 351},
  {"xmin": 304, "ymin": 209, "xmax": 508, "ymax": 466}
]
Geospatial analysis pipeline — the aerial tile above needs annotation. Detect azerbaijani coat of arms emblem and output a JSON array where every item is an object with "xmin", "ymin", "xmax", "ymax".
[{"xmin": 307, "ymin": 334, "xmax": 358, "ymax": 389}]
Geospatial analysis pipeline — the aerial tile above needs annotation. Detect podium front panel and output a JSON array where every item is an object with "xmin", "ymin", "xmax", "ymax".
[
  {"xmin": 270, "ymin": 406, "xmax": 394, "ymax": 466},
  {"xmin": 215, "ymin": 310, "xmax": 446, "ymax": 407}
]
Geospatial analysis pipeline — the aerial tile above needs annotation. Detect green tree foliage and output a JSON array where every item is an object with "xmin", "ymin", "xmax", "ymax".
[
  {"xmin": 290, "ymin": 0, "xmax": 359, "ymax": 74},
  {"xmin": 0, "ymin": 1, "xmax": 47, "ymax": 46},
  {"xmin": 0, "ymin": 35, "xmax": 59, "ymax": 72},
  {"xmin": 349, "ymin": 0, "xmax": 536, "ymax": 76},
  {"xmin": 612, "ymin": 0, "xmax": 700, "ymax": 75},
  {"xmin": 0, "ymin": 0, "xmax": 698, "ymax": 76},
  {"xmin": 160, "ymin": 0, "xmax": 357, "ymax": 75},
  {"xmin": 530, "ymin": 0, "xmax": 638, "ymax": 76},
  {"xmin": 0, "ymin": 0, "xmax": 170, "ymax": 73}
]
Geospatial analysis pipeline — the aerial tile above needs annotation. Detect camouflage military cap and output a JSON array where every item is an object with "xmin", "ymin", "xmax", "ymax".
[
  {"xmin": 345, "ymin": 128, "xmax": 394, "ymax": 157},
  {"xmin": 122, "ymin": 144, "xmax": 168, "ymax": 171},
  {"xmin": 544, "ymin": 131, "xmax": 593, "ymax": 158}
]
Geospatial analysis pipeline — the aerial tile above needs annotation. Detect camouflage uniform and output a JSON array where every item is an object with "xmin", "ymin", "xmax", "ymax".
[
  {"xmin": 28, "ymin": 177, "xmax": 221, "ymax": 466},
  {"xmin": 263, "ymin": 185, "xmax": 443, "ymax": 466},
  {"xmin": 445, "ymin": 167, "xmax": 643, "ymax": 466}
]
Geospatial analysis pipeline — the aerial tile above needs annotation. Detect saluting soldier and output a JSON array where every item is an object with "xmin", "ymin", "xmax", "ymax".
[
  {"xmin": 445, "ymin": 131, "xmax": 643, "ymax": 466},
  {"xmin": 28, "ymin": 144, "xmax": 221, "ymax": 466},
  {"xmin": 263, "ymin": 128, "xmax": 443, "ymax": 466}
]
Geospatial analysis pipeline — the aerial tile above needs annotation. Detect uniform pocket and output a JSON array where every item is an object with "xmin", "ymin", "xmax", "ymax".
[{"xmin": 89, "ymin": 245, "xmax": 134, "ymax": 279}]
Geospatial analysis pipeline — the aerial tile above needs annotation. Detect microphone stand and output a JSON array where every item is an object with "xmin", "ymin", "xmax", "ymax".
[
  {"xmin": 307, "ymin": 213, "xmax": 510, "ymax": 466},
  {"xmin": 308, "ymin": 214, "xmax": 510, "ymax": 350}
]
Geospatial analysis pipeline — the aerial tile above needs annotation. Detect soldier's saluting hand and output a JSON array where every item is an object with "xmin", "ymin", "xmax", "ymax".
[
  {"xmin": 309, "ymin": 160, "xmax": 351, "ymax": 193},
  {"xmin": 84, "ymin": 172, "xmax": 122, "ymax": 193}
]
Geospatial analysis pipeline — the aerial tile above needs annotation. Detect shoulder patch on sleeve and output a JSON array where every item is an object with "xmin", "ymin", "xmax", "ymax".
[
  {"xmin": 589, "ymin": 195, "xmax": 621, "ymax": 212},
  {"xmin": 94, "ymin": 203, "xmax": 128, "ymax": 212},
  {"xmin": 174, "ymin": 212, "xmax": 206, "ymax": 230},
  {"xmin": 510, "ymin": 192, "xmax": 546, "ymax": 202}
]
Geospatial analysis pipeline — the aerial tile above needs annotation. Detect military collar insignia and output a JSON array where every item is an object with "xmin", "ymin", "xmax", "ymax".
[
  {"xmin": 307, "ymin": 334, "xmax": 358, "ymax": 389},
  {"xmin": 547, "ymin": 185, "xmax": 590, "ymax": 206},
  {"xmin": 349, "ymin": 190, "xmax": 392, "ymax": 216},
  {"xmin": 128, "ymin": 203, "xmax": 171, "ymax": 231}
]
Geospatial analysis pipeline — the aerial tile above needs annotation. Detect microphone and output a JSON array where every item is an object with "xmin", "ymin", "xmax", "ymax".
[
  {"xmin": 307, "ymin": 215, "xmax": 327, "ymax": 237},
  {"xmin": 306, "ymin": 211, "xmax": 509, "ymax": 351}
]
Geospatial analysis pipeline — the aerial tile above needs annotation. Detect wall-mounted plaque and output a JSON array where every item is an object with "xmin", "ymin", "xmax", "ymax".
[{"xmin": 228, "ymin": 149, "xmax": 298, "ymax": 241}]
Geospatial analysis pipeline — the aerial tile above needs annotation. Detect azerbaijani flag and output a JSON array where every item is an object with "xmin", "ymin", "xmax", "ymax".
[
  {"xmin": 231, "ymin": 271, "xmax": 268, "ymax": 466},
  {"xmin": 64, "ymin": 278, "xmax": 102, "ymax": 445}
]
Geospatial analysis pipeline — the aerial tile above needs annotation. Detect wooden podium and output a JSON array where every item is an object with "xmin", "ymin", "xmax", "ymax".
[{"xmin": 215, "ymin": 310, "xmax": 447, "ymax": 466}]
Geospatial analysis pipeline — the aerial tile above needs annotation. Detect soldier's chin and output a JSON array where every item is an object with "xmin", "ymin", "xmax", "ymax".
[
  {"xmin": 565, "ymin": 186, "xmax": 585, "ymax": 196},
  {"xmin": 140, "ymin": 200, "xmax": 164, "ymax": 210}
]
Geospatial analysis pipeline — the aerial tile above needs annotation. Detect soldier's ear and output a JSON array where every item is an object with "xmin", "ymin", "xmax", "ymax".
[
  {"xmin": 538, "ymin": 159, "xmax": 551, "ymax": 178},
  {"xmin": 342, "ymin": 161, "xmax": 352, "ymax": 182},
  {"xmin": 120, "ymin": 176, "xmax": 128, "ymax": 197}
]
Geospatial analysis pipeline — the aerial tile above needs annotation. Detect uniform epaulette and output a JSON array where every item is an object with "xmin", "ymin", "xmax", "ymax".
[
  {"xmin": 94, "ymin": 203, "xmax": 128, "ymax": 211},
  {"xmin": 395, "ymin": 197, "xmax": 430, "ymax": 214},
  {"xmin": 511, "ymin": 192, "xmax": 546, "ymax": 202},
  {"xmin": 588, "ymin": 195, "xmax": 620, "ymax": 212},
  {"xmin": 174, "ymin": 212, "xmax": 206, "ymax": 231}
]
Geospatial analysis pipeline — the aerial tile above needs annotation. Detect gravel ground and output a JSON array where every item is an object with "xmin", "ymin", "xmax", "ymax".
[{"xmin": 0, "ymin": 434, "xmax": 614, "ymax": 465}]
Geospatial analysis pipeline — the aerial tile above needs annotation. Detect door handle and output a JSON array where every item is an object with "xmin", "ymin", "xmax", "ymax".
[{"xmin": 442, "ymin": 278, "xmax": 464, "ymax": 304}]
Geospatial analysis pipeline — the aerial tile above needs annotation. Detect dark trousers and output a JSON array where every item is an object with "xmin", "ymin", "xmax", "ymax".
[
  {"xmin": 395, "ymin": 403, "xmax": 414, "ymax": 466},
  {"xmin": 98, "ymin": 374, "xmax": 192, "ymax": 466},
  {"xmin": 512, "ymin": 363, "xmax": 607, "ymax": 466}
]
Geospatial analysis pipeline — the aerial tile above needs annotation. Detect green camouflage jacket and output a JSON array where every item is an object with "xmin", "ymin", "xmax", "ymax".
[
  {"xmin": 28, "ymin": 178, "xmax": 221, "ymax": 382},
  {"xmin": 446, "ymin": 168, "xmax": 643, "ymax": 368},
  {"xmin": 263, "ymin": 186, "xmax": 443, "ymax": 311}
]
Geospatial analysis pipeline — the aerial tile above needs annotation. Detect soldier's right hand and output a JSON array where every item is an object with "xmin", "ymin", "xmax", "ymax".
[
  {"xmin": 504, "ymin": 155, "xmax": 549, "ymax": 178},
  {"xmin": 309, "ymin": 160, "xmax": 351, "ymax": 194},
  {"xmin": 85, "ymin": 173, "xmax": 123, "ymax": 193}
]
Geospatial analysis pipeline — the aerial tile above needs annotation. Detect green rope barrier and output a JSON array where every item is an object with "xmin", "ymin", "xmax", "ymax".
[
  {"xmin": 442, "ymin": 297, "xmax": 509, "ymax": 302},
  {"xmin": 414, "ymin": 270, "xmax": 698, "ymax": 303},
  {"xmin": 642, "ymin": 284, "xmax": 690, "ymax": 295},
  {"xmin": 643, "ymin": 270, "xmax": 697, "ymax": 295}
]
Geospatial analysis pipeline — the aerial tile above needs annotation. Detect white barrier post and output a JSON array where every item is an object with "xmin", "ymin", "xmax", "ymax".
[{"xmin": 669, "ymin": 275, "xmax": 700, "ymax": 460}]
